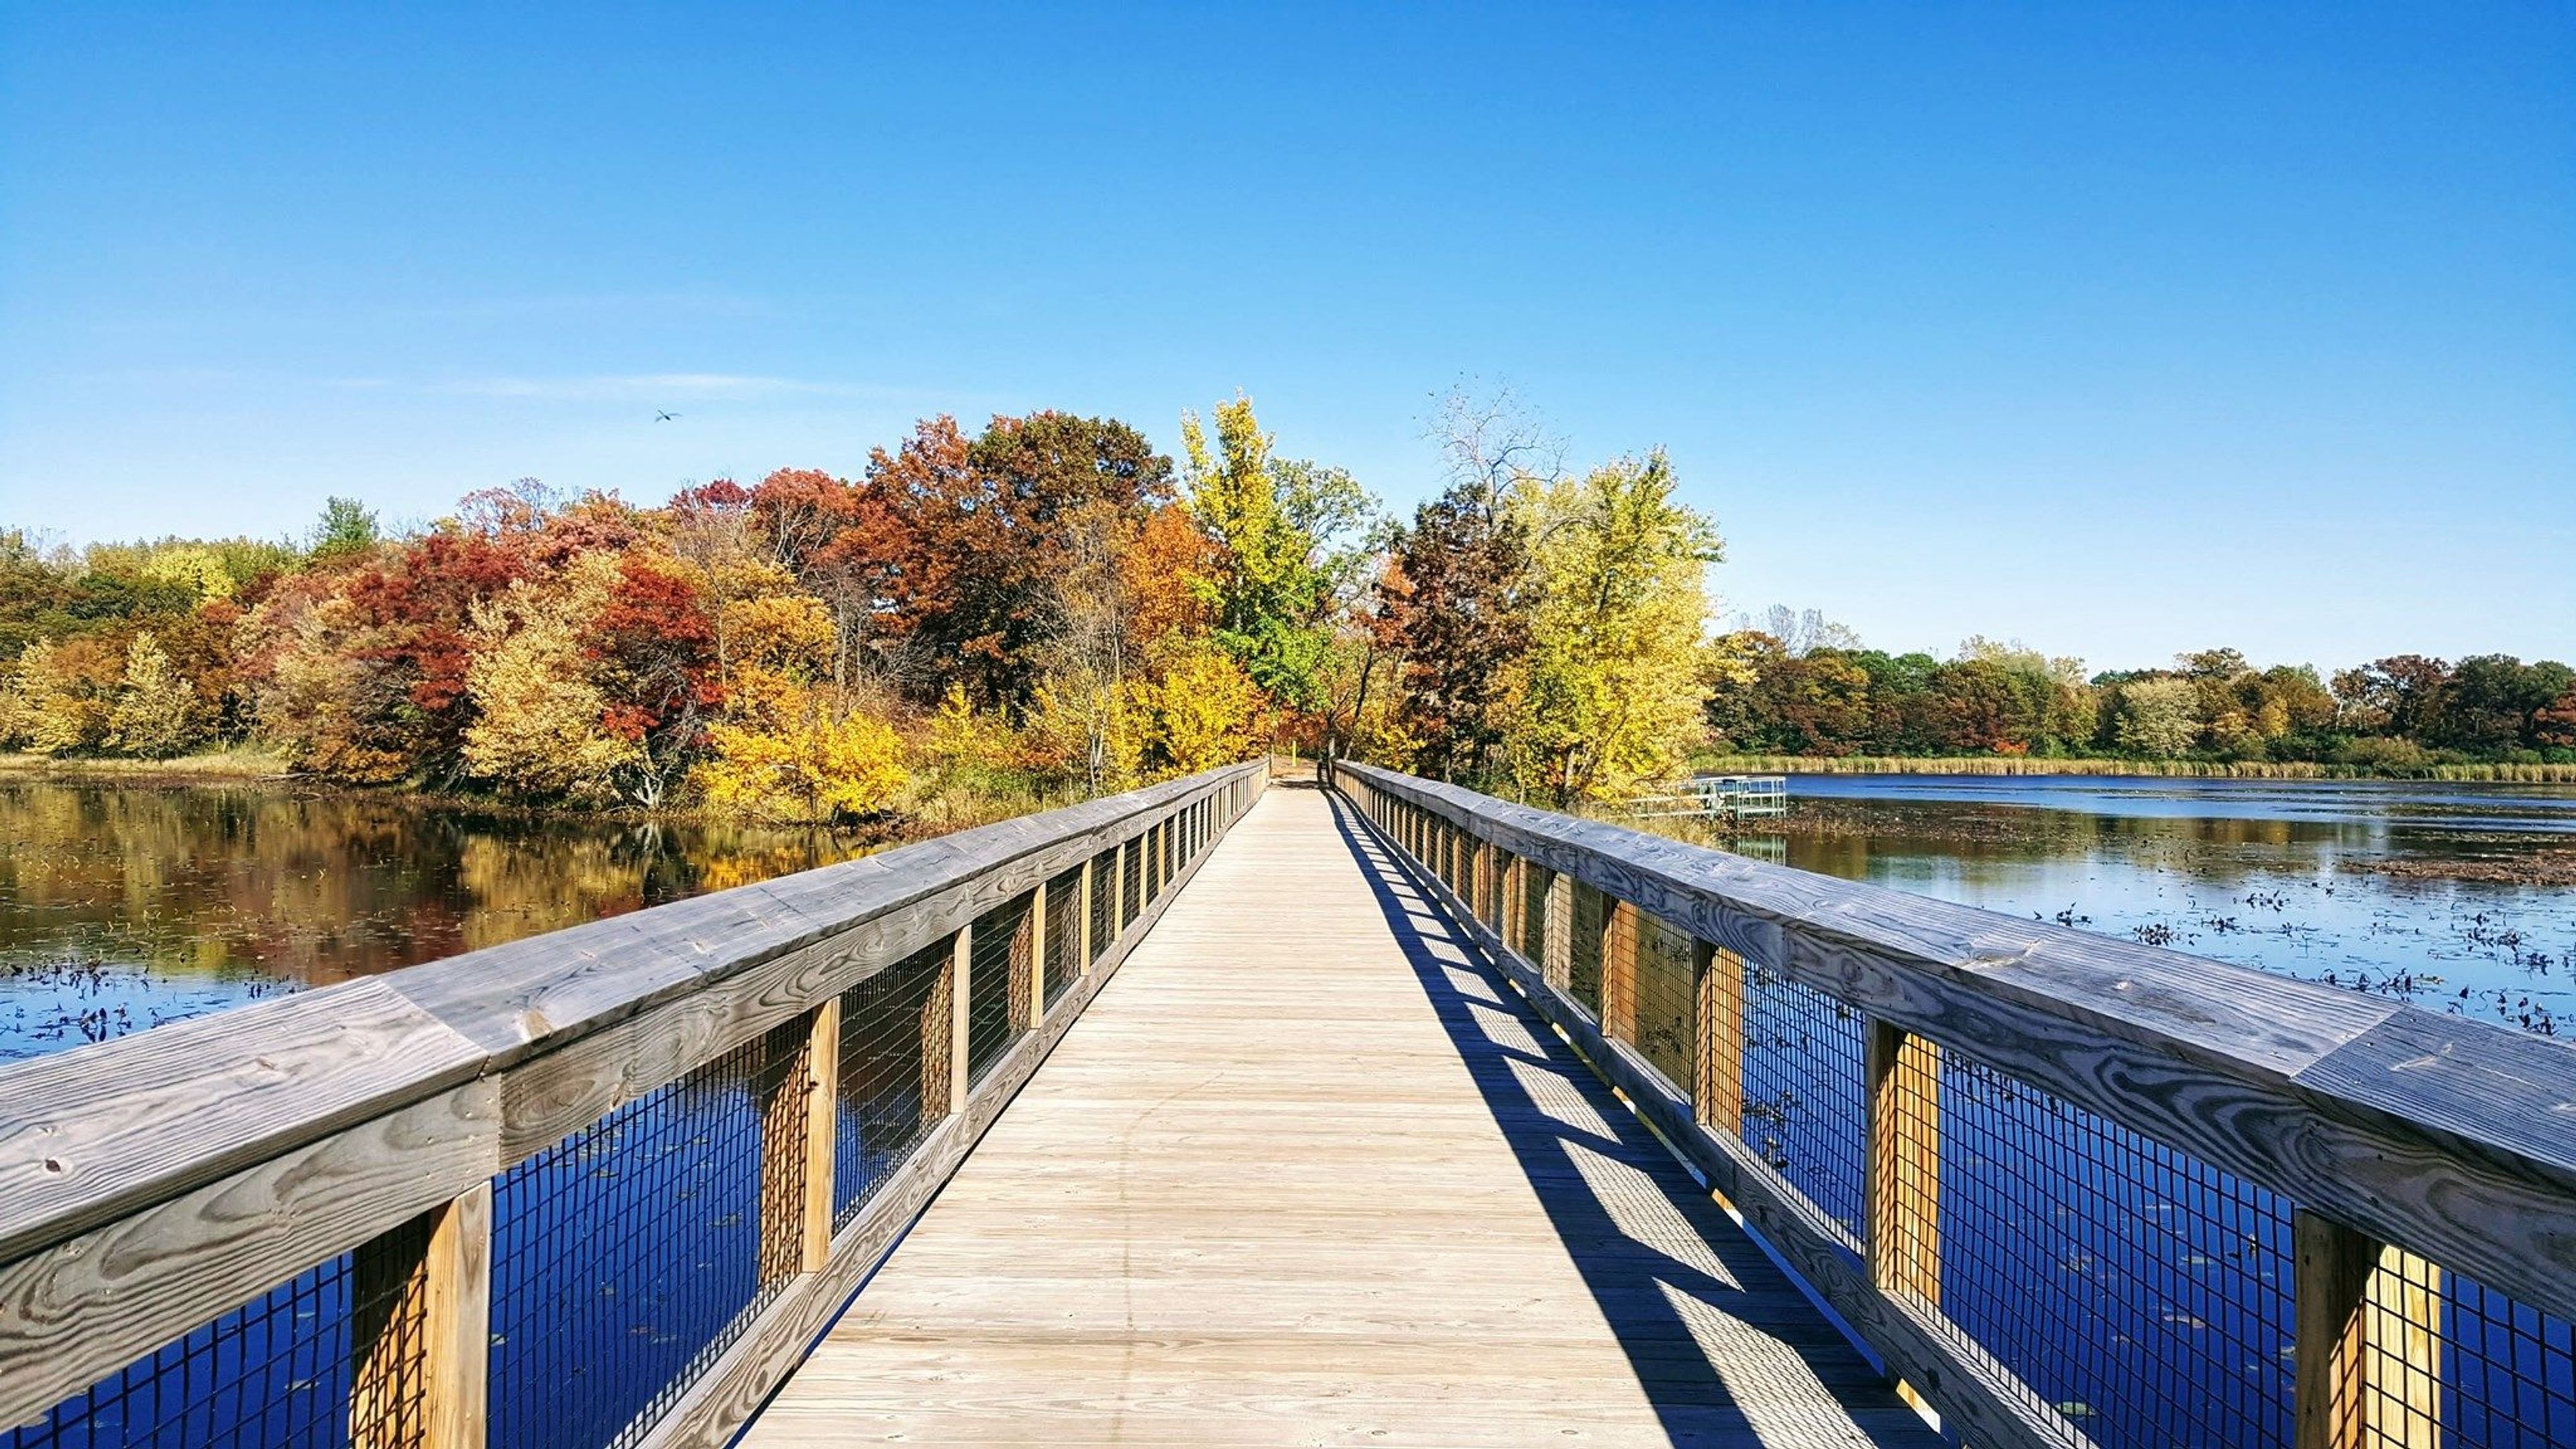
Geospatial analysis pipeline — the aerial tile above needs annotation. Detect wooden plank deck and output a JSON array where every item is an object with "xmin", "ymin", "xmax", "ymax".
[{"xmin": 739, "ymin": 784, "xmax": 1944, "ymax": 1448}]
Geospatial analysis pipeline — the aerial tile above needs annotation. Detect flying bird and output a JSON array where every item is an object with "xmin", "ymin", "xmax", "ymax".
[{"xmin": 654, "ymin": 410, "xmax": 680, "ymax": 422}]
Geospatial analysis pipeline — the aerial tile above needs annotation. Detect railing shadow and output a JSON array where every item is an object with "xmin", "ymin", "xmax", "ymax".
[{"xmin": 1322, "ymin": 791, "xmax": 1939, "ymax": 1448}]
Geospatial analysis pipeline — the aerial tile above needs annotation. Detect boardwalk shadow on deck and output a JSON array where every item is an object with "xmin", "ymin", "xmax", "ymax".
[{"xmin": 1323, "ymin": 793, "xmax": 1937, "ymax": 1448}]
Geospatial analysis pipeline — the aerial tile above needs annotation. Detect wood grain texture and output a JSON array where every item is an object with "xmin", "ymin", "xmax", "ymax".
[
  {"xmin": 0, "ymin": 763, "xmax": 1259, "ymax": 1440},
  {"xmin": 2294, "ymin": 1210, "xmax": 2375, "ymax": 1449},
  {"xmin": 631, "ymin": 771, "xmax": 1251, "ymax": 1449},
  {"xmin": 0, "ymin": 980, "xmax": 488, "ymax": 1267},
  {"xmin": 0, "ymin": 764, "xmax": 1258, "ymax": 1277},
  {"xmin": 1350, "ymin": 783, "xmax": 2079, "ymax": 1449},
  {"xmin": 739, "ymin": 786, "xmax": 1939, "ymax": 1448},
  {"xmin": 351, "ymin": 1183, "xmax": 491, "ymax": 1449},
  {"xmin": 1334, "ymin": 761, "xmax": 2576, "ymax": 1328},
  {"xmin": 1699, "ymin": 944, "xmax": 1746, "ymax": 1137},
  {"xmin": 0, "ymin": 1081, "xmax": 498, "ymax": 1432},
  {"xmin": 800, "ymin": 1000, "xmax": 840, "ymax": 1274},
  {"xmin": 1865, "ymin": 1024, "xmax": 1940, "ymax": 1307}
]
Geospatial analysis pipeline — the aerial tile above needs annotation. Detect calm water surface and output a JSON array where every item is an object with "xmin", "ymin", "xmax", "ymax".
[
  {"xmin": 1656, "ymin": 774, "xmax": 2576, "ymax": 1039},
  {"xmin": 0, "ymin": 780, "xmax": 869, "ymax": 1061},
  {"xmin": 5, "ymin": 773, "xmax": 2571, "ymax": 1061}
]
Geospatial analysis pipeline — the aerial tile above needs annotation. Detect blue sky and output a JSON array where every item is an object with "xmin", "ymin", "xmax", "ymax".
[{"xmin": 2, "ymin": 3, "xmax": 2568, "ymax": 672}]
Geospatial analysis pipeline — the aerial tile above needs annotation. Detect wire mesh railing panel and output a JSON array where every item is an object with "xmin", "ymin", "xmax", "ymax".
[
  {"xmin": 1042, "ymin": 865, "xmax": 1081, "ymax": 1008},
  {"xmin": 1, "ymin": 1253, "xmax": 381, "ymax": 1449},
  {"xmin": 967, "ymin": 894, "xmax": 1033, "ymax": 1087},
  {"xmin": 2352, "ymin": 1256, "xmax": 2576, "ymax": 1447},
  {"xmin": 1931, "ymin": 1051, "xmax": 2298, "ymax": 1449},
  {"xmin": 1088, "ymin": 850, "xmax": 1116, "ymax": 961},
  {"xmin": 1568, "ymin": 882, "xmax": 1606, "ymax": 1016},
  {"xmin": 1120, "ymin": 841, "xmax": 1142, "ymax": 930},
  {"xmin": 833, "ymin": 943, "xmax": 945, "ymax": 1230},
  {"xmin": 1738, "ymin": 963, "xmax": 1868, "ymax": 1246},
  {"xmin": 1622, "ymin": 908, "xmax": 1699, "ymax": 1092},
  {"xmin": 1522, "ymin": 861, "xmax": 1553, "ymax": 973},
  {"xmin": 489, "ymin": 1024, "xmax": 802, "ymax": 1449}
]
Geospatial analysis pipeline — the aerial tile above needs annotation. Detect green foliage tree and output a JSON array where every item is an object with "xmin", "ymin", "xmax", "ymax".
[
  {"xmin": 1180, "ymin": 395, "xmax": 1375, "ymax": 714},
  {"xmin": 309, "ymin": 497, "xmax": 381, "ymax": 561}
]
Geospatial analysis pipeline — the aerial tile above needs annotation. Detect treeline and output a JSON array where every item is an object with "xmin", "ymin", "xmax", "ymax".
[
  {"xmin": 0, "ymin": 392, "xmax": 1725, "ymax": 817},
  {"xmin": 1705, "ymin": 635, "xmax": 2576, "ymax": 769},
  {"xmin": 6, "ymin": 388, "xmax": 2563, "ymax": 818}
]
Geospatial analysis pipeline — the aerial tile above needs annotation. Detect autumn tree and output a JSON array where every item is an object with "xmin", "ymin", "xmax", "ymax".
[
  {"xmin": 1378, "ymin": 489, "xmax": 1532, "ymax": 780},
  {"xmin": 106, "ymin": 632, "xmax": 205, "ymax": 757},
  {"xmin": 1134, "ymin": 638, "xmax": 1265, "ymax": 773},
  {"xmin": 1180, "ymin": 395, "xmax": 1375, "ymax": 715},
  {"xmin": 462, "ymin": 554, "xmax": 644, "ymax": 804},
  {"xmin": 1503, "ymin": 451, "xmax": 1721, "ymax": 803},
  {"xmin": 2112, "ymin": 678, "xmax": 2200, "ymax": 757}
]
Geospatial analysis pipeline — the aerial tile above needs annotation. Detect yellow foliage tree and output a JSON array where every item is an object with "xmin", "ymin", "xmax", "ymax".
[
  {"xmin": 697, "ymin": 690, "xmax": 910, "ymax": 822},
  {"xmin": 1135, "ymin": 639, "xmax": 1265, "ymax": 773},
  {"xmin": 7, "ymin": 639, "xmax": 105, "ymax": 756},
  {"xmin": 462, "ymin": 558, "xmax": 643, "ymax": 803},
  {"xmin": 107, "ymin": 632, "xmax": 206, "ymax": 757},
  {"xmin": 141, "ymin": 545, "xmax": 238, "ymax": 604},
  {"xmin": 1507, "ymin": 451, "xmax": 1722, "ymax": 803}
]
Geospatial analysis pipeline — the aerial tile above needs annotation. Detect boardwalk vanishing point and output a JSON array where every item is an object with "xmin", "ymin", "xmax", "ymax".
[{"xmin": 743, "ymin": 782, "xmax": 1937, "ymax": 1446}]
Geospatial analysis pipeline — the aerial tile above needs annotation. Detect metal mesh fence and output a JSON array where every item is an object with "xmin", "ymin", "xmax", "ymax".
[
  {"xmin": 967, "ymin": 894, "xmax": 1033, "ymax": 1087},
  {"xmin": 1043, "ymin": 865, "xmax": 1081, "ymax": 1008},
  {"xmin": 1567, "ymin": 881, "xmax": 1606, "ymax": 1016},
  {"xmin": 489, "ymin": 1022, "xmax": 804, "ymax": 1449},
  {"xmin": 1924, "ymin": 1049, "xmax": 2298, "ymax": 1448},
  {"xmin": 1120, "ymin": 839, "xmax": 1142, "ymax": 930},
  {"xmin": 1521, "ymin": 861, "xmax": 1553, "ymax": 972},
  {"xmin": 1738, "ymin": 962, "xmax": 1869, "ymax": 1246},
  {"xmin": 1, "ymin": 1252, "xmax": 391, "ymax": 1449},
  {"xmin": 833, "ymin": 943, "xmax": 945, "ymax": 1230},
  {"xmin": 1615, "ymin": 904, "xmax": 1699, "ymax": 1092},
  {"xmin": 1336, "ymin": 769, "xmax": 2573, "ymax": 1449},
  {"xmin": 1088, "ymin": 850, "xmax": 1116, "ymax": 960},
  {"xmin": 2350, "ymin": 1256, "xmax": 2576, "ymax": 1447}
]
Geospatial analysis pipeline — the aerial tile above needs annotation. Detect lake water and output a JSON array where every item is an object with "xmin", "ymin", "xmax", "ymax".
[
  {"xmin": 1707, "ymin": 774, "xmax": 2576, "ymax": 1040},
  {"xmin": 3, "ymin": 773, "xmax": 2570, "ymax": 1063},
  {"xmin": 0, "ymin": 780, "xmax": 869, "ymax": 1061}
]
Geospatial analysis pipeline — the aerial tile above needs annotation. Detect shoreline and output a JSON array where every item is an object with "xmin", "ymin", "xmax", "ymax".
[
  {"xmin": 1692, "ymin": 754, "xmax": 2576, "ymax": 783},
  {"xmin": 0, "ymin": 750, "xmax": 1089, "ymax": 843}
]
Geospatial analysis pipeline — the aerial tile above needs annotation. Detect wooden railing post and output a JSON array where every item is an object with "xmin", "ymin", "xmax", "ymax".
[
  {"xmin": 1866, "ymin": 1020, "xmax": 1941, "ymax": 1305},
  {"xmin": 1017, "ymin": 885, "xmax": 1045, "ymax": 1032},
  {"xmin": 1543, "ymin": 871, "xmax": 1573, "ymax": 991},
  {"xmin": 351, "ymin": 1182, "xmax": 492, "ymax": 1449},
  {"xmin": 1696, "ymin": 943, "xmax": 1745, "ymax": 1135},
  {"xmin": 1603, "ymin": 900, "xmax": 1640, "ymax": 1044},
  {"xmin": 949, "ymin": 924, "xmax": 973, "ymax": 1109},
  {"xmin": 2296, "ymin": 1212, "xmax": 2443, "ymax": 1449},
  {"xmin": 756, "ymin": 1016, "xmax": 820, "ymax": 1285},
  {"xmin": 749, "ymin": 1005, "xmax": 837, "ymax": 1282},
  {"xmin": 1077, "ymin": 857, "xmax": 1095, "ymax": 974},
  {"xmin": 922, "ymin": 933, "xmax": 958, "ymax": 1118},
  {"xmin": 1113, "ymin": 839, "xmax": 1128, "ymax": 934}
]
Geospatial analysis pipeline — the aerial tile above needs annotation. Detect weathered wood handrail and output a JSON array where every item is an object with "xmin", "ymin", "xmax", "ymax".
[
  {"xmin": 0, "ymin": 759, "xmax": 1266, "ymax": 1448},
  {"xmin": 1330, "ymin": 759, "xmax": 2576, "ymax": 1449}
]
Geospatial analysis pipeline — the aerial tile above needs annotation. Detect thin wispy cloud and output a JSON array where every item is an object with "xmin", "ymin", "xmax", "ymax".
[{"xmin": 433, "ymin": 373, "xmax": 924, "ymax": 403}]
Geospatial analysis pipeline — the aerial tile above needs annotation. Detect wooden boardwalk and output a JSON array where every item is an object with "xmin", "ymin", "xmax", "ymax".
[{"xmin": 740, "ymin": 785, "xmax": 1944, "ymax": 1448}]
